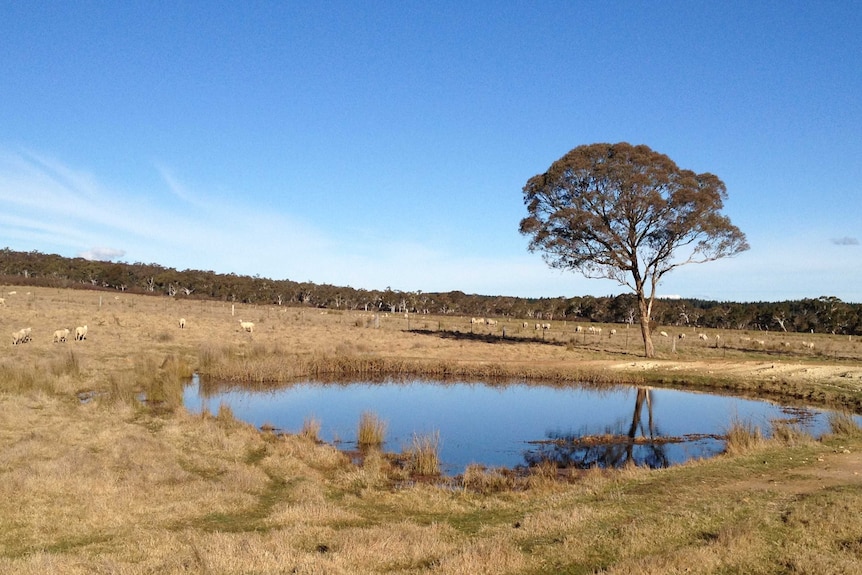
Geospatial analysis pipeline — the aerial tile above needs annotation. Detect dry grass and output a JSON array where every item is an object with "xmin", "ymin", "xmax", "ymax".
[
  {"xmin": 300, "ymin": 416, "xmax": 322, "ymax": 442},
  {"xmin": 723, "ymin": 417, "xmax": 764, "ymax": 455},
  {"xmin": 357, "ymin": 411, "xmax": 386, "ymax": 447},
  {"xmin": 1, "ymin": 285, "xmax": 862, "ymax": 574},
  {"xmin": 404, "ymin": 431, "xmax": 441, "ymax": 476}
]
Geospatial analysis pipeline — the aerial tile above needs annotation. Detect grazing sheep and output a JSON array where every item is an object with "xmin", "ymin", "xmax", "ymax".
[
  {"xmin": 575, "ymin": 325, "xmax": 583, "ymax": 333},
  {"xmin": 11, "ymin": 327, "xmax": 31, "ymax": 345},
  {"xmin": 53, "ymin": 328, "xmax": 70, "ymax": 343},
  {"xmin": 698, "ymin": 333, "xmax": 709, "ymax": 341},
  {"xmin": 609, "ymin": 328, "xmax": 617, "ymax": 337},
  {"xmin": 75, "ymin": 325, "xmax": 88, "ymax": 341},
  {"xmin": 485, "ymin": 318, "xmax": 498, "ymax": 326},
  {"xmin": 660, "ymin": 331, "xmax": 669, "ymax": 337},
  {"xmin": 0, "ymin": 297, "xmax": 5, "ymax": 306},
  {"xmin": 522, "ymin": 322, "xmax": 529, "ymax": 328},
  {"xmin": 179, "ymin": 317, "xmax": 186, "ymax": 329},
  {"xmin": 470, "ymin": 317, "xmax": 484, "ymax": 325},
  {"xmin": 587, "ymin": 326, "xmax": 602, "ymax": 335},
  {"xmin": 239, "ymin": 320, "xmax": 254, "ymax": 333},
  {"xmin": 678, "ymin": 333, "xmax": 686, "ymax": 339}
]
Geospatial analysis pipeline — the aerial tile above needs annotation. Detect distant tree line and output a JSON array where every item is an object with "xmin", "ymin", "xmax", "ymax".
[{"xmin": 1, "ymin": 248, "xmax": 860, "ymax": 335}]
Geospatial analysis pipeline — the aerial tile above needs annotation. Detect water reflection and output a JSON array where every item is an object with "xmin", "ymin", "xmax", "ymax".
[
  {"xmin": 184, "ymin": 376, "xmax": 844, "ymax": 476},
  {"xmin": 524, "ymin": 388, "xmax": 687, "ymax": 469}
]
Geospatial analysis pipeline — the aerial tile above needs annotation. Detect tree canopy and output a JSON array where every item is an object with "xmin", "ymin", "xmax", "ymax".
[{"xmin": 520, "ymin": 142, "xmax": 749, "ymax": 357}]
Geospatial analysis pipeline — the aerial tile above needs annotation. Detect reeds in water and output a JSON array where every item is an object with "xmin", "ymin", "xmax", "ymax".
[
  {"xmin": 406, "ymin": 431, "xmax": 440, "ymax": 476},
  {"xmin": 828, "ymin": 411, "xmax": 862, "ymax": 438},
  {"xmin": 300, "ymin": 416, "xmax": 322, "ymax": 442},
  {"xmin": 357, "ymin": 411, "xmax": 387, "ymax": 447},
  {"xmin": 723, "ymin": 417, "xmax": 763, "ymax": 455}
]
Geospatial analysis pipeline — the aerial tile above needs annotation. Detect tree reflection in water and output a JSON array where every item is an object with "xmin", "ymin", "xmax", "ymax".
[{"xmin": 522, "ymin": 387, "xmax": 672, "ymax": 470}]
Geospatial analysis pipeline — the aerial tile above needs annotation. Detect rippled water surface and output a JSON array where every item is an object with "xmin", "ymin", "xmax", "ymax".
[{"xmin": 184, "ymin": 376, "xmax": 847, "ymax": 475}]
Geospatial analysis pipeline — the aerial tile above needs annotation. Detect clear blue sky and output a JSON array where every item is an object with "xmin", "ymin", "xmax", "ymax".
[{"xmin": 1, "ymin": 1, "xmax": 860, "ymax": 302}]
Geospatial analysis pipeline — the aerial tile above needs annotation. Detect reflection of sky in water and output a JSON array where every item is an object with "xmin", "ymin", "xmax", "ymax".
[{"xmin": 183, "ymin": 377, "xmax": 855, "ymax": 476}]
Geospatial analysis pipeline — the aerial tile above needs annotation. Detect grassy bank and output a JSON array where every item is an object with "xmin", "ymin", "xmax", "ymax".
[{"xmin": 1, "ymin": 286, "xmax": 862, "ymax": 573}]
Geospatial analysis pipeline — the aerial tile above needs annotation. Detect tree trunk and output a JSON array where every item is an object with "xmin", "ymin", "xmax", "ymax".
[{"xmin": 637, "ymin": 294, "xmax": 655, "ymax": 358}]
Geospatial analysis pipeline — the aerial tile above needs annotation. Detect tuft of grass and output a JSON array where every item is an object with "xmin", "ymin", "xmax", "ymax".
[
  {"xmin": 155, "ymin": 331, "xmax": 174, "ymax": 343},
  {"xmin": 724, "ymin": 417, "xmax": 764, "ymax": 455},
  {"xmin": 461, "ymin": 464, "xmax": 514, "ymax": 493},
  {"xmin": 357, "ymin": 411, "xmax": 387, "ymax": 447},
  {"xmin": 50, "ymin": 351, "xmax": 81, "ymax": 378},
  {"xmin": 300, "ymin": 416, "xmax": 322, "ymax": 442},
  {"xmin": 769, "ymin": 419, "xmax": 814, "ymax": 446},
  {"xmin": 216, "ymin": 402, "xmax": 237, "ymax": 425},
  {"xmin": 828, "ymin": 412, "xmax": 862, "ymax": 438},
  {"xmin": 405, "ymin": 431, "xmax": 441, "ymax": 476}
]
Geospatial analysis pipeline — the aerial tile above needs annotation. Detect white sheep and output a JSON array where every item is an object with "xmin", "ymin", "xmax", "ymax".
[
  {"xmin": 660, "ymin": 331, "xmax": 669, "ymax": 337},
  {"xmin": 542, "ymin": 323, "xmax": 551, "ymax": 330},
  {"xmin": 11, "ymin": 329, "xmax": 27, "ymax": 345},
  {"xmin": 470, "ymin": 317, "xmax": 484, "ymax": 325},
  {"xmin": 179, "ymin": 317, "xmax": 186, "ymax": 329},
  {"xmin": 53, "ymin": 328, "xmax": 70, "ymax": 343},
  {"xmin": 75, "ymin": 325, "xmax": 88, "ymax": 341},
  {"xmin": 609, "ymin": 328, "xmax": 617, "ymax": 337},
  {"xmin": 485, "ymin": 318, "xmax": 498, "ymax": 326},
  {"xmin": 575, "ymin": 325, "xmax": 583, "ymax": 333},
  {"xmin": 239, "ymin": 320, "xmax": 254, "ymax": 333},
  {"xmin": 0, "ymin": 297, "xmax": 5, "ymax": 306},
  {"xmin": 522, "ymin": 322, "xmax": 529, "ymax": 328},
  {"xmin": 698, "ymin": 333, "xmax": 709, "ymax": 341}
]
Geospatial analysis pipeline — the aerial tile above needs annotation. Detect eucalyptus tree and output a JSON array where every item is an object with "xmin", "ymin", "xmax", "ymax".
[{"xmin": 520, "ymin": 143, "xmax": 749, "ymax": 357}]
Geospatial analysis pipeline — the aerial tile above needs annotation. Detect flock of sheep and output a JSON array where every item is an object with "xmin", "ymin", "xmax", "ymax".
[
  {"xmin": 12, "ymin": 324, "xmax": 87, "ymax": 345},
  {"xmin": 11, "ymin": 317, "xmax": 256, "ymax": 346}
]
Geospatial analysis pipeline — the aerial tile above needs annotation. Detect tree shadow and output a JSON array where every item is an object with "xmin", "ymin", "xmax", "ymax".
[{"xmin": 408, "ymin": 327, "xmax": 569, "ymax": 347}]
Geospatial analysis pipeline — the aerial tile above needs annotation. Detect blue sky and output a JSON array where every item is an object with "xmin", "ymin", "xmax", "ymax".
[{"xmin": 1, "ymin": 1, "xmax": 860, "ymax": 302}]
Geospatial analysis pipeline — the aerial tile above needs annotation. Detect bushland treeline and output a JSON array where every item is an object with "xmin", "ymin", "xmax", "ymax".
[{"xmin": 2, "ymin": 248, "xmax": 860, "ymax": 335}]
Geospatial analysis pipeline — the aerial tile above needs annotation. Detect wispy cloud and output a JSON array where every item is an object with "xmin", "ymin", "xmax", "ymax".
[
  {"xmin": 79, "ymin": 247, "xmax": 127, "ymax": 261},
  {"xmin": 831, "ymin": 236, "xmax": 860, "ymax": 246}
]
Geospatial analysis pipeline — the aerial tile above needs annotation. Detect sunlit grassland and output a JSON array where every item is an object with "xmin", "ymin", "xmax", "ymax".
[{"xmin": 1, "ymin": 285, "xmax": 862, "ymax": 573}]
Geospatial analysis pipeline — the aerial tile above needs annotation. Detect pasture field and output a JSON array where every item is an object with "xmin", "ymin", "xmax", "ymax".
[{"xmin": 2, "ymin": 286, "xmax": 862, "ymax": 574}]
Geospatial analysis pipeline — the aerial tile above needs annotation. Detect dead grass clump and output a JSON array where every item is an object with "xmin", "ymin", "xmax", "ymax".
[
  {"xmin": 769, "ymin": 419, "xmax": 814, "ymax": 446},
  {"xmin": 405, "ymin": 431, "xmax": 441, "ymax": 476},
  {"xmin": 136, "ymin": 354, "xmax": 192, "ymax": 413},
  {"xmin": 723, "ymin": 417, "xmax": 764, "ymax": 455},
  {"xmin": 0, "ymin": 363, "xmax": 53, "ymax": 395},
  {"xmin": 216, "ymin": 402, "xmax": 239, "ymax": 426},
  {"xmin": 461, "ymin": 464, "xmax": 515, "ymax": 493},
  {"xmin": 50, "ymin": 351, "xmax": 81, "ymax": 378},
  {"xmin": 300, "ymin": 416, "xmax": 322, "ymax": 442},
  {"xmin": 827, "ymin": 412, "xmax": 862, "ymax": 438},
  {"xmin": 357, "ymin": 411, "xmax": 386, "ymax": 447}
]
